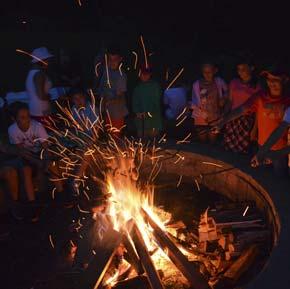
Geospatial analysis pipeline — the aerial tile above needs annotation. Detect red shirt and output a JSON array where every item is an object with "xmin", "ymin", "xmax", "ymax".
[
  {"xmin": 245, "ymin": 91, "xmax": 290, "ymax": 150},
  {"xmin": 229, "ymin": 79, "xmax": 261, "ymax": 110}
]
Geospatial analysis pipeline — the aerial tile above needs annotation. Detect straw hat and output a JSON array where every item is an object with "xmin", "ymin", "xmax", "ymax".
[{"xmin": 31, "ymin": 47, "xmax": 53, "ymax": 63}]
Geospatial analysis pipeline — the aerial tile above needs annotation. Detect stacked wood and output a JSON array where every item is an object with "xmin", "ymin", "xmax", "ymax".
[
  {"xmin": 213, "ymin": 245, "xmax": 260, "ymax": 288},
  {"xmin": 142, "ymin": 208, "xmax": 210, "ymax": 289}
]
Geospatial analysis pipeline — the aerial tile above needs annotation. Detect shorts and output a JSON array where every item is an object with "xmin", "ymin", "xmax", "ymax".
[{"xmin": 0, "ymin": 158, "xmax": 24, "ymax": 170}]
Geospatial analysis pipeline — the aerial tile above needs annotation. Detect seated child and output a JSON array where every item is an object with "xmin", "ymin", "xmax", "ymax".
[{"xmin": 8, "ymin": 102, "xmax": 64, "ymax": 219}]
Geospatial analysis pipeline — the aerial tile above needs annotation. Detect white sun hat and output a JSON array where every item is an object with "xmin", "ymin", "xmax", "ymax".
[{"xmin": 31, "ymin": 47, "xmax": 53, "ymax": 63}]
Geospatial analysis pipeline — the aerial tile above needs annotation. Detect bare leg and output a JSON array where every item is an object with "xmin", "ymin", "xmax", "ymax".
[
  {"xmin": 48, "ymin": 161, "xmax": 64, "ymax": 192},
  {"xmin": 0, "ymin": 167, "xmax": 19, "ymax": 201},
  {"xmin": 23, "ymin": 166, "xmax": 35, "ymax": 201}
]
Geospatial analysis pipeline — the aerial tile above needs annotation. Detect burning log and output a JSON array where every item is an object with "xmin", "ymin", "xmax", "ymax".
[
  {"xmin": 130, "ymin": 221, "xmax": 165, "ymax": 289},
  {"xmin": 113, "ymin": 275, "xmax": 150, "ymax": 289},
  {"xmin": 81, "ymin": 229, "xmax": 122, "ymax": 289},
  {"xmin": 122, "ymin": 233, "xmax": 144, "ymax": 275},
  {"xmin": 142, "ymin": 208, "xmax": 210, "ymax": 289}
]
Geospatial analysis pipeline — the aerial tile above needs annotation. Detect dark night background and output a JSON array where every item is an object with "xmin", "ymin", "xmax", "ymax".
[{"xmin": 0, "ymin": 0, "xmax": 289, "ymax": 94}]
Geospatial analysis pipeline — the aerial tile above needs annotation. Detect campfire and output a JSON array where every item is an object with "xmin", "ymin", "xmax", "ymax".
[
  {"xmin": 76, "ymin": 156, "xmax": 270, "ymax": 289},
  {"xmin": 81, "ymin": 157, "xmax": 210, "ymax": 289},
  {"xmin": 44, "ymin": 96, "xmax": 272, "ymax": 289}
]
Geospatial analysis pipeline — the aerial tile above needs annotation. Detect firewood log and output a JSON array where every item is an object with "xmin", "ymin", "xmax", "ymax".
[
  {"xmin": 223, "ymin": 244, "xmax": 259, "ymax": 283},
  {"xmin": 113, "ymin": 275, "xmax": 150, "ymax": 289}
]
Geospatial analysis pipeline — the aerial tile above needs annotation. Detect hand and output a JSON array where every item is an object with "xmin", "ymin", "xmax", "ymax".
[
  {"xmin": 251, "ymin": 155, "xmax": 260, "ymax": 168},
  {"xmin": 210, "ymin": 126, "xmax": 220, "ymax": 134}
]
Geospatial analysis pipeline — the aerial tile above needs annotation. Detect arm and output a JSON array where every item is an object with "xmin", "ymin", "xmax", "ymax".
[
  {"xmin": 191, "ymin": 82, "xmax": 199, "ymax": 108},
  {"xmin": 215, "ymin": 92, "xmax": 259, "ymax": 127},
  {"xmin": 223, "ymin": 81, "xmax": 232, "ymax": 115},
  {"xmin": 36, "ymin": 123, "xmax": 49, "ymax": 149},
  {"xmin": 265, "ymin": 145, "xmax": 290, "ymax": 160},
  {"xmin": 256, "ymin": 121, "xmax": 289, "ymax": 161},
  {"xmin": 34, "ymin": 71, "xmax": 50, "ymax": 101}
]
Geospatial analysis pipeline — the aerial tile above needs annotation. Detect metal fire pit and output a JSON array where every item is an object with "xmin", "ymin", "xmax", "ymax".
[{"xmin": 157, "ymin": 142, "xmax": 290, "ymax": 289}]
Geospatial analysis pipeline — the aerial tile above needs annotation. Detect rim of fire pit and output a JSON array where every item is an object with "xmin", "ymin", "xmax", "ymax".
[{"xmin": 145, "ymin": 142, "xmax": 290, "ymax": 289}]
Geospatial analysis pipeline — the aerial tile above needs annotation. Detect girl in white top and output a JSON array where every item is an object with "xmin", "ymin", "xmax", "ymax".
[
  {"xmin": 25, "ymin": 47, "xmax": 53, "ymax": 118},
  {"xmin": 8, "ymin": 103, "xmax": 64, "ymax": 212}
]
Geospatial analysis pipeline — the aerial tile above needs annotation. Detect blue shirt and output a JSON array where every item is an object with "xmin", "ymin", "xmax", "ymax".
[{"xmin": 164, "ymin": 87, "xmax": 187, "ymax": 119}]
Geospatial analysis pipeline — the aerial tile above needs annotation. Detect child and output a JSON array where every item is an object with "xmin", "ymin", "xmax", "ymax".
[
  {"xmin": 223, "ymin": 58, "xmax": 261, "ymax": 153},
  {"xmin": 26, "ymin": 47, "xmax": 53, "ymax": 125},
  {"xmin": 218, "ymin": 68, "xmax": 290, "ymax": 176},
  {"xmin": 70, "ymin": 88, "xmax": 99, "ymax": 189},
  {"xmin": 8, "ymin": 103, "xmax": 64, "ymax": 220},
  {"xmin": 252, "ymin": 73, "xmax": 290, "ymax": 171},
  {"xmin": 191, "ymin": 61, "xmax": 228, "ymax": 143},
  {"xmin": 98, "ymin": 45, "xmax": 128, "ymax": 137},
  {"xmin": 163, "ymin": 79, "xmax": 187, "ymax": 138},
  {"xmin": 132, "ymin": 64, "xmax": 163, "ymax": 139},
  {"xmin": 164, "ymin": 80, "xmax": 187, "ymax": 120},
  {"xmin": 70, "ymin": 88, "xmax": 99, "ymax": 130}
]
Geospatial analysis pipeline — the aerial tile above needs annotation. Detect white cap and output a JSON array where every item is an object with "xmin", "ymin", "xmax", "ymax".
[{"xmin": 31, "ymin": 47, "xmax": 53, "ymax": 63}]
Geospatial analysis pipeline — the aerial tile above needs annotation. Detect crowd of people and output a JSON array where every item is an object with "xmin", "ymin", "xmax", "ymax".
[{"xmin": 0, "ymin": 44, "xmax": 290, "ymax": 225}]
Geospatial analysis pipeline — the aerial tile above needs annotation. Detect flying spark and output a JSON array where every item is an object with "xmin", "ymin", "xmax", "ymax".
[
  {"xmin": 16, "ymin": 49, "xmax": 48, "ymax": 66},
  {"xmin": 104, "ymin": 53, "xmax": 111, "ymax": 88},
  {"xmin": 49, "ymin": 234, "xmax": 55, "ymax": 248},
  {"xmin": 194, "ymin": 179, "xmax": 200, "ymax": 191},
  {"xmin": 177, "ymin": 175, "xmax": 183, "ymax": 187},
  {"xmin": 176, "ymin": 115, "xmax": 187, "ymax": 127},
  {"xmin": 243, "ymin": 205, "xmax": 249, "ymax": 217},
  {"xmin": 132, "ymin": 51, "xmax": 138, "ymax": 69},
  {"xmin": 202, "ymin": 161, "xmax": 223, "ymax": 168},
  {"xmin": 166, "ymin": 67, "xmax": 184, "ymax": 90},
  {"xmin": 140, "ymin": 35, "xmax": 148, "ymax": 68}
]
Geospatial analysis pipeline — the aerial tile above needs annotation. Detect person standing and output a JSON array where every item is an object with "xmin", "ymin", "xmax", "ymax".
[
  {"xmin": 223, "ymin": 58, "xmax": 261, "ymax": 153},
  {"xmin": 191, "ymin": 61, "xmax": 228, "ymax": 143},
  {"xmin": 132, "ymin": 64, "xmax": 163, "ymax": 139},
  {"xmin": 216, "ymin": 68, "xmax": 290, "ymax": 176},
  {"xmin": 98, "ymin": 45, "xmax": 128, "ymax": 137},
  {"xmin": 26, "ymin": 47, "xmax": 53, "ymax": 125}
]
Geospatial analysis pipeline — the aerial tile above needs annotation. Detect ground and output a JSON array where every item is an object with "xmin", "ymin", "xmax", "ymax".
[{"xmin": 0, "ymin": 141, "xmax": 290, "ymax": 289}]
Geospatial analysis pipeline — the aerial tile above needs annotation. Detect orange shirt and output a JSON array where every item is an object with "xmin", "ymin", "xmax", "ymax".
[{"xmin": 246, "ymin": 91, "xmax": 290, "ymax": 150}]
